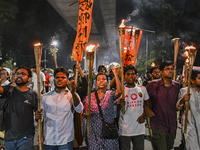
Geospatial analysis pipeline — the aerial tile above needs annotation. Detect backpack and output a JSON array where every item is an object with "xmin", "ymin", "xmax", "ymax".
[{"xmin": 0, "ymin": 86, "xmax": 14, "ymax": 131}]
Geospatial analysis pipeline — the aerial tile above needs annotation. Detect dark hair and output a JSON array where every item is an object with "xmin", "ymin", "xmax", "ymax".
[
  {"xmin": 98, "ymin": 65, "xmax": 107, "ymax": 73},
  {"xmin": 159, "ymin": 61, "xmax": 173, "ymax": 71},
  {"xmin": 16, "ymin": 66, "xmax": 32, "ymax": 78},
  {"xmin": 31, "ymin": 65, "xmax": 36, "ymax": 69},
  {"xmin": 124, "ymin": 65, "xmax": 137, "ymax": 75},
  {"xmin": 68, "ymin": 76, "xmax": 75, "ymax": 81},
  {"xmin": 191, "ymin": 69, "xmax": 200, "ymax": 80},
  {"xmin": 0, "ymin": 69, "xmax": 9, "ymax": 76},
  {"xmin": 150, "ymin": 67, "xmax": 160, "ymax": 74},
  {"xmin": 54, "ymin": 67, "xmax": 69, "ymax": 78},
  {"xmin": 96, "ymin": 72, "xmax": 108, "ymax": 81}
]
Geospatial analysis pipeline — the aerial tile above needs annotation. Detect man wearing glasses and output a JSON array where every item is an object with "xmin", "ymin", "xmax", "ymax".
[
  {"xmin": 150, "ymin": 66, "xmax": 161, "ymax": 80},
  {"xmin": 146, "ymin": 61, "xmax": 180, "ymax": 150},
  {"xmin": 0, "ymin": 66, "xmax": 38, "ymax": 150}
]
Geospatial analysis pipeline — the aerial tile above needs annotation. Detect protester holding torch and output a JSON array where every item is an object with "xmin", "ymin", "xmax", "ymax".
[{"xmin": 82, "ymin": 66, "xmax": 121, "ymax": 149}]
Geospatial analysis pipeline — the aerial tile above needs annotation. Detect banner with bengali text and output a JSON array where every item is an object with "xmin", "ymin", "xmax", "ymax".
[{"xmin": 72, "ymin": 0, "xmax": 94, "ymax": 61}]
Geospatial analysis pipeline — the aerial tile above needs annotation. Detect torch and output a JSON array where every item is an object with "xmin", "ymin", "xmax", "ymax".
[
  {"xmin": 50, "ymin": 41, "xmax": 58, "ymax": 68},
  {"xmin": 184, "ymin": 45, "xmax": 197, "ymax": 134},
  {"xmin": 85, "ymin": 44, "xmax": 95, "ymax": 136},
  {"xmin": 118, "ymin": 19, "xmax": 125, "ymax": 115},
  {"xmin": 184, "ymin": 51, "xmax": 189, "ymax": 86},
  {"xmin": 34, "ymin": 42, "xmax": 43, "ymax": 150},
  {"xmin": 172, "ymin": 38, "xmax": 180, "ymax": 81}
]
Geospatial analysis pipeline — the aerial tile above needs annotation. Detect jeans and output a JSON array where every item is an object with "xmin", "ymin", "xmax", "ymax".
[
  {"xmin": 43, "ymin": 141, "xmax": 73, "ymax": 150},
  {"xmin": 120, "ymin": 134, "xmax": 144, "ymax": 150},
  {"xmin": 5, "ymin": 136, "xmax": 33, "ymax": 150}
]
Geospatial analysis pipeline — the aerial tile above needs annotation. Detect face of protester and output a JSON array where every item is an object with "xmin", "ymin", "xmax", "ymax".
[
  {"xmin": 54, "ymin": 72, "xmax": 68, "ymax": 89},
  {"xmin": 191, "ymin": 74, "xmax": 200, "ymax": 88},
  {"xmin": 151, "ymin": 68, "xmax": 161, "ymax": 80},
  {"xmin": 96, "ymin": 74, "xmax": 108, "ymax": 89},
  {"xmin": 161, "ymin": 65, "xmax": 174, "ymax": 79},
  {"xmin": 0, "ymin": 70, "xmax": 9, "ymax": 81},
  {"xmin": 15, "ymin": 69, "xmax": 30, "ymax": 86},
  {"xmin": 99, "ymin": 67, "xmax": 106, "ymax": 73},
  {"xmin": 125, "ymin": 70, "xmax": 136, "ymax": 86}
]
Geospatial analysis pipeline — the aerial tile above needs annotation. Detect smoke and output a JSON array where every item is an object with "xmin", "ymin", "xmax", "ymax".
[{"xmin": 125, "ymin": 9, "xmax": 140, "ymax": 23}]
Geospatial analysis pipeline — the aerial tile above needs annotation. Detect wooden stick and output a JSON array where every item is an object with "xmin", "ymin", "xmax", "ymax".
[
  {"xmin": 172, "ymin": 38, "xmax": 180, "ymax": 81},
  {"xmin": 53, "ymin": 52, "xmax": 58, "ymax": 68},
  {"xmin": 75, "ymin": 61, "xmax": 80, "ymax": 88},
  {"xmin": 86, "ymin": 51, "xmax": 94, "ymax": 136},
  {"xmin": 184, "ymin": 48, "xmax": 197, "ymax": 133},
  {"xmin": 118, "ymin": 27, "xmax": 125, "ymax": 114},
  {"xmin": 34, "ymin": 43, "xmax": 43, "ymax": 150}
]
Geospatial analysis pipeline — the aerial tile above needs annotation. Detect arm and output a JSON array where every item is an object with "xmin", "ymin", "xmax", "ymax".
[
  {"xmin": 111, "ymin": 66, "xmax": 121, "ymax": 96},
  {"xmin": 176, "ymin": 93, "xmax": 190, "ymax": 110},
  {"xmin": 0, "ymin": 86, "xmax": 4, "ymax": 95},
  {"xmin": 76, "ymin": 63, "xmax": 85, "ymax": 78},
  {"xmin": 110, "ymin": 77, "xmax": 116, "ymax": 89}
]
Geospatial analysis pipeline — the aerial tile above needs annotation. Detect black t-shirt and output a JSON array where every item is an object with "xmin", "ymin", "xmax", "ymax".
[{"xmin": 2, "ymin": 86, "xmax": 38, "ymax": 141}]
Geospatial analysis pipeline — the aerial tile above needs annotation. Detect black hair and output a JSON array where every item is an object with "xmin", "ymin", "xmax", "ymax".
[
  {"xmin": 0, "ymin": 69, "xmax": 9, "ymax": 76},
  {"xmin": 159, "ymin": 61, "xmax": 173, "ymax": 71},
  {"xmin": 16, "ymin": 66, "xmax": 32, "ymax": 78},
  {"xmin": 68, "ymin": 76, "xmax": 75, "ymax": 81},
  {"xmin": 191, "ymin": 69, "xmax": 200, "ymax": 80},
  {"xmin": 150, "ymin": 67, "xmax": 160, "ymax": 74},
  {"xmin": 95, "ymin": 72, "xmax": 108, "ymax": 81},
  {"xmin": 54, "ymin": 67, "xmax": 69, "ymax": 78},
  {"xmin": 98, "ymin": 65, "xmax": 107, "ymax": 73},
  {"xmin": 124, "ymin": 65, "xmax": 137, "ymax": 75}
]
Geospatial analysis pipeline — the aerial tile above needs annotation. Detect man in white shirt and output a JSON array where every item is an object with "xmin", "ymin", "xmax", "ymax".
[
  {"xmin": 31, "ymin": 66, "xmax": 46, "ymax": 94},
  {"xmin": 35, "ymin": 67, "xmax": 83, "ymax": 150},
  {"xmin": 177, "ymin": 69, "xmax": 200, "ymax": 150},
  {"xmin": 119, "ymin": 65, "xmax": 150, "ymax": 150}
]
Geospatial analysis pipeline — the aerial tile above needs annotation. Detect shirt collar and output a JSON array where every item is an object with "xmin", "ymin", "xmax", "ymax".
[{"xmin": 158, "ymin": 78, "xmax": 176, "ymax": 86}]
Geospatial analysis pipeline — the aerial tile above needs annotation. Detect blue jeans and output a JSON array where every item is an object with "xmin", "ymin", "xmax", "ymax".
[
  {"xmin": 5, "ymin": 136, "xmax": 33, "ymax": 150},
  {"xmin": 43, "ymin": 141, "xmax": 73, "ymax": 150}
]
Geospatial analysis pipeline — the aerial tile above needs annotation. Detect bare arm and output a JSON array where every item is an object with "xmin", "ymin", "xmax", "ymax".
[
  {"xmin": 0, "ymin": 86, "xmax": 4, "ymax": 95},
  {"xmin": 176, "ymin": 93, "xmax": 190, "ymax": 110},
  {"xmin": 111, "ymin": 67, "xmax": 121, "ymax": 96}
]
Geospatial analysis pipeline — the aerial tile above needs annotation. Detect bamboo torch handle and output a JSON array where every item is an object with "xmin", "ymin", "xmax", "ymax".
[
  {"xmin": 75, "ymin": 61, "xmax": 80, "ymax": 88},
  {"xmin": 118, "ymin": 27, "xmax": 125, "ymax": 114},
  {"xmin": 34, "ymin": 44, "xmax": 43, "ymax": 150}
]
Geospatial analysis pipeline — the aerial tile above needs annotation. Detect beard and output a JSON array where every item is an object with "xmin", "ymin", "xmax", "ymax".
[{"xmin": 15, "ymin": 77, "xmax": 27, "ymax": 86}]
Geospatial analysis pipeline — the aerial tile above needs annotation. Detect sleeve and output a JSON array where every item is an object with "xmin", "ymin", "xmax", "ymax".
[
  {"xmin": 111, "ymin": 90, "xmax": 121, "ymax": 101},
  {"xmin": 33, "ymin": 92, "xmax": 38, "ymax": 112},
  {"xmin": 143, "ymin": 87, "xmax": 150, "ymax": 101},
  {"xmin": 41, "ymin": 72, "xmax": 46, "ymax": 82},
  {"xmin": 177, "ymin": 88, "xmax": 187, "ymax": 106},
  {"xmin": 2, "ymin": 86, "xmax": 10, "ymax": 96},
  {"xmin": 73, "ymin": 93, "xmax": 83, "ymax": 113}
]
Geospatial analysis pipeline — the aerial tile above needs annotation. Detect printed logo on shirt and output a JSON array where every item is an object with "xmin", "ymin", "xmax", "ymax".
[
  {"xmin": 24, "ymin": 100, "xmax": 31, "ymax": 105},
  {"xmin": 138, "ymin": 92, "xmax": 143, "ymax": 98},
  {"xmin": 130, "ymin": 94, "xmax": 137, "ymax": 100}
]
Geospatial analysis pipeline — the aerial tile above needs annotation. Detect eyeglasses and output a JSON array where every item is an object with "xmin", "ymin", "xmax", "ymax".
[
  {"xmin": 15, "ymin": 72, "xmax": 28, "ymax": 77},
  {"xmin": 164, "ymin": 68, "xmax": 174, "ymax": 71},
  {"xmin": 153, "ymin": 71, "xmax": 160, "ymax": 74}
]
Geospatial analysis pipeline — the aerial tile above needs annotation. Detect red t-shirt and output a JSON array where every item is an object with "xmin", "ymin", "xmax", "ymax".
[{"xmin": 45, "ymin": 73, "xmax": 51, "ymax": 87}]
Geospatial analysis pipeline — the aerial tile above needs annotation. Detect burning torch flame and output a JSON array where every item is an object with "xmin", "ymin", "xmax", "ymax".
[
  {"xmin": 186, "ymin": 58, "xmax": 189, "ymax": 63},
  {"xmin": 185, "ymin": 45, "xmax": 196, "ymax": 50},
  {"xmin": 184, "ymin": 51, "xmax": 189, "ymax": 57},
  {"xmin": 86, "ymin": 45, "xmax": 95, "ymax": 52},
  {"xmin": 34, "ymin": 43, "xmax": 41, "ymax": 47},
  {"xmin": 151, "ymin": 63, "xmax": 156, "ymax": 67},
  {"xmin": 119, "ymin": 19, "xmax": 125, "ymax": 28}
]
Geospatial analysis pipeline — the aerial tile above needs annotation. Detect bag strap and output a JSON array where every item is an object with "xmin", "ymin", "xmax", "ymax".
[{"xmin": 95, "ymin": 91, "xmax": 105, "ymax": 122}]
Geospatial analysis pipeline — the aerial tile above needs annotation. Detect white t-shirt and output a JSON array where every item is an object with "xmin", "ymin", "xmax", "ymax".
[
  {"xmin": 119, "ymin": 85, "xmax": 149, "ymax": 136},
  {"xmin": 32, "ymin": 71, "xmax": 46, "ymax": 93}
]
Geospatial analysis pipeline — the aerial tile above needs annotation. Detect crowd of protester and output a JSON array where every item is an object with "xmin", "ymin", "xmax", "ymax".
[{"xmin": 0, "ymin": 60, "xmax": 200, "ymax": 150}]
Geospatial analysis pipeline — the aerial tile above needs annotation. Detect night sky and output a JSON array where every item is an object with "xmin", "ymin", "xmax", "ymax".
[{"xmin": 1, "ymin": 0, "xmax": 200, "ymax": 72}]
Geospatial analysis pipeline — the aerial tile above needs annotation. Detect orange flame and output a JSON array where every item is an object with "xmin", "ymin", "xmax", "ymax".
[
  {"xmin": 184, "ymin": 51, "xmax": 189, "ymax": 57},
  {"xmin": 86, "ymin": 45, "xmax": 95, "ymax": 52},
  {"xmin": 185, "ymin": 58, "xmax": 189, "ymax": 63},
  {"xmin": 34, "ymin": 42, "xmax": 41, "ymax": 47},
  {"xmin": 185, "ymin": 45, "xmax": 196, "ymax": 50},
  {"xmin": 119, "ymin": 19, "xmax": 125, "ymax": 28}
]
